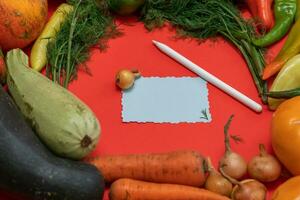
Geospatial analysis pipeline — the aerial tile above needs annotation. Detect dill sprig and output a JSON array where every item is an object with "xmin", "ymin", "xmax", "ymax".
[
  {"xmin": 200, "ymin": 109, "xmax": 209, "ymax": 120},
  {"xmin": 141, "ymin": 0, "xmax": 268, "ymax": 103},
  {"xmin": 46, "ymin": 0, "xmax": 118, "ymax": 87}
]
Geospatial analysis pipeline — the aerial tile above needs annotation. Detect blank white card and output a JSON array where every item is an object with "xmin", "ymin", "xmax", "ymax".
[{"xmin": 121, "ymin": 77, "xmax": 211, "ymax": 123}]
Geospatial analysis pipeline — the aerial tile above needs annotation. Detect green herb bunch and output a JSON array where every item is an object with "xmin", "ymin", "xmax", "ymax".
[
  {"xmin": 46, "ymin": 0, "xmax": 118, "ymax": 87},
  {"xmin": 141, "ymin": 0, "xmax": 267, "ymax": 103}
]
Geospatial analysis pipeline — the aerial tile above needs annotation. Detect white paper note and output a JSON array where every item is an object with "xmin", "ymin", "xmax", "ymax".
[{"xmin": 122, "ymin": 77, "xmax": 211, "ymax": 123}]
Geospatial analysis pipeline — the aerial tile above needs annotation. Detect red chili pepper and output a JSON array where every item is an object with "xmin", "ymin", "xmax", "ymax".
[
  {"xmin": 246, "ymin": 0, "xmax": 275, "ymax": 31},
  {"xmin": 0, "ymin": 48, "xmax": 6, "ymax": 85}
]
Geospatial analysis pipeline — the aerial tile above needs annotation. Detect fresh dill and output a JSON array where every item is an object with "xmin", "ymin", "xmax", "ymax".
[
  {"xmin": 46, "ymin": 0, "xmax": 118, "ymax": 87},
  {"xmin": 141, "ymin": 0, "xmax": 268, "ymax": 103},
  {"xmin": 200, "ymin": 109, "xmax": 209, "ymax": 120}
]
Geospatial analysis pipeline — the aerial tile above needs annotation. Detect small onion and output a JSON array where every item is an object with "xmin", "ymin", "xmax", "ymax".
[
  {"xmin": 115, "ymin": 69, "xmax": 140, "ymax": 90},
  {"xmin": 219, "ymin": 115, "xmax": 247, "ymax": 180},
  {"xmin": 205, "ymin": 157, "xmax": 233, "ymax": 197},
  {"xmin": 248, "ymin": 144, "xmax": 282, "ymax": 182},
  {"xmin": 220, "ymin": 168, "xmax": 267, "ymax": 200},
  {"xmin": 231, "ymin": 179, "xmax": 267, "ymax": 200}
]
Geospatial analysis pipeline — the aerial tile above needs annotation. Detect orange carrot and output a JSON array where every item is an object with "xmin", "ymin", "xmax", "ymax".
[
  {"xmin": 87, "ymin": 150, "xmax": 207, "ymax": 187},
  {"xmin": 109, "ymin": 178, "xmax": 231, "ymax": 200}
]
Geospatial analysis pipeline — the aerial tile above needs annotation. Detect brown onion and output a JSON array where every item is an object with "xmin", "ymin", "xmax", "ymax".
[
  {"xmin": 231, "ymin": 179, "xmax": 267, "ymax": 200},
  {"xmin": 220, "ymin": 168, "xmax": 267, "ymax": 200},
  {"xmin": 248, "ymin": 144, "xmax": 281, "ymax": 182},
  {"xmin": 115, "ymin": 69, "xmax": 140, "ymax": 90},
  {"xmin": 205, "ymin": 157, "xmax": 232, "ymax": 197},
  {"xmin": 219, "ymin": 115, "xmax": 247, "ymax": 180}
]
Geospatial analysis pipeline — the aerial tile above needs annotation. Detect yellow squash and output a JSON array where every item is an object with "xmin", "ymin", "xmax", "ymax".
[
  {"xmin": 272, "ymin": 176, "xmax": 300, "ymax": 200},
  {"xmin": 30, "ymin": 3, "xmax": 73, "ymax": 71},
  {"xmin": 272, "ymin": 96, "xmax": 300, "ymax": 175}
]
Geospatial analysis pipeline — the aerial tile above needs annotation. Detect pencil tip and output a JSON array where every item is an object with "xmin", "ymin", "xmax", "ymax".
[{"xmin": 152, "ymin": 40, "xmax": 159, "ymax": 45}]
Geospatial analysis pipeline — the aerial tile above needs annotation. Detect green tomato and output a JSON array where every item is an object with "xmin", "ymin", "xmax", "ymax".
[{"xmin": 108, "ymin": 0, "xmax": 145, "ymax": 15}]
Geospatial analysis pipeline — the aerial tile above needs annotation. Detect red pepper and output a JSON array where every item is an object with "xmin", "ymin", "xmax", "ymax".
[
  {"xmin": 246, "ymin": 0, "xmax": 275, "ymax": 31},
  {"xmin": 0, "ymin": 48, "xmax": 6, "ymax": 85}
]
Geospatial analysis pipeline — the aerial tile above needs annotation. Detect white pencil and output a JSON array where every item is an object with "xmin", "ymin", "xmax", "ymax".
[{"xmin": 152, "ymin": 40, "xmax": 262, "ymax": 113}]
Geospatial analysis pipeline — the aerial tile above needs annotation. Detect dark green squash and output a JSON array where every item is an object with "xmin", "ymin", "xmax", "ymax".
[{"xmin": 0, "ymin": 87, "xmax": 105, "ymax": 200}]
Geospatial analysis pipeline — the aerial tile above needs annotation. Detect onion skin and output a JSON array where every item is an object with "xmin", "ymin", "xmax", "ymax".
[
  {"xmin": 115, "ymin": 69, "xmax": 140, "ymax": 90},
  {"xmin": 205, "ymin": 171, "xmax": 233, "ymax": 197},
  {"xmin": 220, "ymin": 115, "xmax": 247, "ymax": 180},
  {"xmin": 248, "ymin": 144, "xmax": 282, "ymax": 182},
  {"xmin": 231, "ymin": 179, "xmax": 267, "ymax": 200},
  {"xmin": 205, "ymin": 157, "xmax": 233, "ymax": 197},
  {"xmin": 220, "ymin": 152, "xmax": 247, "ymax": 180}
]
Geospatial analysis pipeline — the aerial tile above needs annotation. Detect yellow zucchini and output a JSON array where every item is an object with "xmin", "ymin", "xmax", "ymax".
[{"xmin": 30, "ymin": 3, "xmax": 73, "ymax": 71}]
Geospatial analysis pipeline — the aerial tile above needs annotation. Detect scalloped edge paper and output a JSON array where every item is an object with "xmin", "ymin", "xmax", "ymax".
[{"xmin": 121, "ymin": 77, "xmax": 211, "ymax": 123}]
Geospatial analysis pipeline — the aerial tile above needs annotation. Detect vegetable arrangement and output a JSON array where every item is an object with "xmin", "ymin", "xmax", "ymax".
[
  {"xmin": 85, "ymin": 116, "xmax": 285, "ymax": 199},
  {"xmin": 262, "ymin": 8, "xmax": 300, "ymax": 80},
  {"xmin": 3, "ymin": 0, "xmax": 300, "ymax": 199},
  {"xmin": 250, "ymin": 0, "xmax": 300, "ymax": 113}
]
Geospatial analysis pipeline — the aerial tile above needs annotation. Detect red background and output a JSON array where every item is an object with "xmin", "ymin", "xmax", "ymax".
[{"xmin": 1, "ymin": 0, "xmax": 288, "ymax": 199}]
